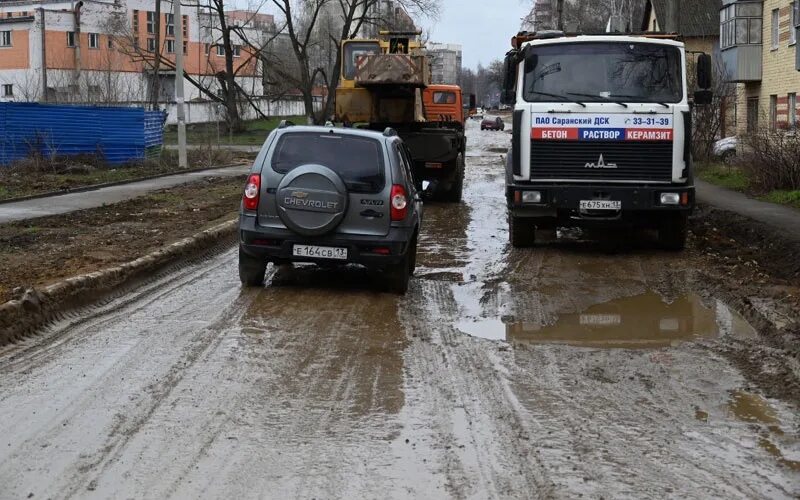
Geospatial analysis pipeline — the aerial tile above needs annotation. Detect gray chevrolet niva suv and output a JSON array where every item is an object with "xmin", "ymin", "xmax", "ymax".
[{"xmin": 238, "ymin": 122, "xmax": 423, "ymax": 294}]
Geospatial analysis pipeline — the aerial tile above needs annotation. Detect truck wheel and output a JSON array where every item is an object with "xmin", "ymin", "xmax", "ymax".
[
  {"xmin": 386, "ymin": 251, "xmax": 411, "ymax": 294},
  {"xmin": 658, "ymin": 214, "xmax": 688, "ymax": 251},
  {"xmin": 509, "ymin": 215, "xmax": 536, "ymax": 248},
  {"xmin": 239, "ymin": 248, "xmax": 267, "ymax": 286},
  {"xmin": 442, "ymin": 154, "xmax": 465, "ymax": 203}
]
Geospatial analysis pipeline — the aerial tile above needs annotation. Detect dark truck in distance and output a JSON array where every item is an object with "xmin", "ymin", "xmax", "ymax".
[{"xmin": 501, "ymin": 31, "xmax": 714, "ymax": 250}]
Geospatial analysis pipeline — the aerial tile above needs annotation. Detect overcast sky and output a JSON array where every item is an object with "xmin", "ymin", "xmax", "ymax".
[{"xmin": 421, "ymin": 0, "xmax": 531, "ymax": 70}]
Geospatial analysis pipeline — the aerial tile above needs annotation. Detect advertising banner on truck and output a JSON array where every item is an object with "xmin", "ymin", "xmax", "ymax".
[{"xmin": 531, "ymin": 113, "xmax": 673, "ymax": 142}]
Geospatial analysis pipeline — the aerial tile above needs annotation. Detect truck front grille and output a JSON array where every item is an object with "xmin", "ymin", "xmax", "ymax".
[{"xmin": 529, "ymin": 140, "xmax": 674, "ymax": 183}]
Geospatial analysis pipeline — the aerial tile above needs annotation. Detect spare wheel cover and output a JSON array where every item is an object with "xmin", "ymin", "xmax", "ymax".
[{"xmin": 276, "ymin": 164, "xmax": 348, "ymax": 236}]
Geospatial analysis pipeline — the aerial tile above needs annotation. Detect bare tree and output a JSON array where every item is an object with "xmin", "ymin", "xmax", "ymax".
[{"xmin": 263, "ymin": 0, "xmax": 440, "ymax": 124}]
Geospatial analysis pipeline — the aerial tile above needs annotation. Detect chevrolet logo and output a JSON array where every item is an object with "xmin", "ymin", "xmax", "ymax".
[{"xmin": 291, "ymin": 191, "xmax": 309, "ymax": 199}]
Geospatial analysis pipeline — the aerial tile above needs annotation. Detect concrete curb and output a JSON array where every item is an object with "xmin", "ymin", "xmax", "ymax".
[
  {"xmin": 0, "ymin": 219, "xmax": 237, "ymax": 347},
  {"xmin": 0, "ymin": 164, "xmax": 248, "ymax": 206}
]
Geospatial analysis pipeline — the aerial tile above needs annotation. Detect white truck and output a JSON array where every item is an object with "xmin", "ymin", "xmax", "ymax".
[{"xmin": 502, "ymin": 31, "xmax": 713, "ymax": 250}]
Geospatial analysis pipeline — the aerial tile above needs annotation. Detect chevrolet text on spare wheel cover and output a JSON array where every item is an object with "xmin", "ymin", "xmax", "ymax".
[{"xmin": 531, "ymin": 113, "xmax": 673, "ymax": 142}]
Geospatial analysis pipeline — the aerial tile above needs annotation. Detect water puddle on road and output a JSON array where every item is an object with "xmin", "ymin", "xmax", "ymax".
[
  {"xmin": 455, "ymin": 291, "xmax": 756, "ymax": 349},
  {"xmin": 727, "ymin": 390, "xmax": 800, "ymax": 472}
]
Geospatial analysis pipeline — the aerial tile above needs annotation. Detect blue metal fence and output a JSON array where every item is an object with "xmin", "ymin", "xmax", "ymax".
[{"xmin": 0, "ymin": 103, "xmax": 166, "ymax": 166}]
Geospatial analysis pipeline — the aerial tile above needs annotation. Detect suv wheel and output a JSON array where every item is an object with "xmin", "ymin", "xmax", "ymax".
[
  {"xmin": 509, "ymin": 215, "xmax": 536, "ymax": 248},
  {"xmin": 386, "ymin": 251, "xmax": 411, "ymax": 294},
  {"xmin": 658, "ymin": 213, "xmax": 688, "ymax": 251},
  {"xmin": 408, "ymin": 235, "xmax": 418, "ymax": 276},
  {"xmin": 239, "ymin": 248, "xmax": 267, "ymax": 286}
]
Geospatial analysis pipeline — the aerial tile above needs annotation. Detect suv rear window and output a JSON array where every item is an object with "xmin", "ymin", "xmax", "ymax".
[{"xmin": 271, "ymin": 133, "xmax": 385, "ymax": 193}]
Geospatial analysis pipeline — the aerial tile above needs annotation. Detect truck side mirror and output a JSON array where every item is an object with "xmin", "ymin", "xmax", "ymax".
[
  {"xmin": 501, "ymin": 50, "xmax": 518, "ymax": 105},
  {"xmin": 696, "ymin": 53, "xmax": 712, "ymax": 90},
  {"xmin": 693, "ymin": 89, "xmax": 713, "ymax": 105},
  {"xmin": 468, "ymin": 94, "xmax": 476, "ymax": 109}
]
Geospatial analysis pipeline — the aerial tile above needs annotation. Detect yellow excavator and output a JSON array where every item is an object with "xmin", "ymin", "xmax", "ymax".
[{"xmin": 335, "ymin": 31, "xmax": 472, "ymax": 202}]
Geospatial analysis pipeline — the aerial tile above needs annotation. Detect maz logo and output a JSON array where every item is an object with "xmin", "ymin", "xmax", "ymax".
[{"xmin": 584, "ymin": 154, "xmax": 618, "ymax": 169}]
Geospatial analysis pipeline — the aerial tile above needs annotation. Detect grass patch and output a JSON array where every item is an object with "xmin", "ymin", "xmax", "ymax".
[
  {"xmin": 0, "ymin": 148, "xmax": 249, "ymax": 201},
  {"xmin": 164, "ymin": 116, "xmax": 306, "ymax": 146},
  {"xmin": 697, "ymin": 162, "xmax": 750, "ymax": 192},
  {"xmin": 759, "ymin": 190, "xmax": 800, "ymax": 210}
]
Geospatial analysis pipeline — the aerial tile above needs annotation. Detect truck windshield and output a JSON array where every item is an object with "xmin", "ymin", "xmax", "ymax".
[
  {"xmin": 343, "ymin": 41, "xmax": 381, "ymax": 80},
  {"xmin": 522, "ymin": 42, "xmax": 683, "ymax": 104}
]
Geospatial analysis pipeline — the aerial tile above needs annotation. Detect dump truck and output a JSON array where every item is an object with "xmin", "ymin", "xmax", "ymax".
[
  {"xmin": 501, "ymin": 31, "xmax": 713, "ymax": 250},
  {"xmin": 335, "ymin": 32, "xmax": 467, "ymax": 202}
]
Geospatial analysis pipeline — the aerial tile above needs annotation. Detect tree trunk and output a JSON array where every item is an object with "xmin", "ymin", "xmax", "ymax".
[{"xmin": 216, "ymin": 0, "xmax": 242, "ymax": 132}]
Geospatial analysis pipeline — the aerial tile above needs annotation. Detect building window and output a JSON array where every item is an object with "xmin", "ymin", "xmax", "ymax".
[
  {"xmin": 107, "ymin": 36, "xmax": 114, "ymax": 49},
  {"xmin": 771, "ymin": 8, "xmax": 779, "ymax": 49},
  {"xmin": 2, "ymin": 84, "xmax": 12, "ymax": 97},
  {"xmin": 183, "ymin": 40, "xmax": 188, "ymax": 55},
  {"xmin": 790, "ymin": 93, "xmax": 797, "ymax": 129},
  {"xmin": 747, "ymin": 97, "xmax": 759, "ymax": 132},
  {"xmin": 792, "ymin": 2, "xmax": 798, "ymax": 45},
  {"xmin": 88, "ymin": 32, "xmax": 99, "ymax": 49},
  {"xmin": 165, "ymin": 13, "xmax": 174, "ymax": 37},
  {"xmin": 166, "ymin": 39, "xmax": 175, "ymax": 53},
  {"xmin": 146, "ymin": 11, "xmax": 155, "ymax": 34},
  {"xmin": 147, "ymin": 37, "xmax": 156, "ymax": 52},
  {"xmin": 720, "ymin": 2, "xmax": 762, "ymax": 49},
  {"xmin": 182, "ymin": 15, "xmax": 188, "ymax": 38},
  {"xmin": 204, "ymin": 43, "xmax": 210, "ymax": 55},
  {"xmin": 232, "ymin": 45, "xmax": 241, "ymax": 57},
  {"xmin": 66, "ymin": 31, "xmax": 76, "ymax": 48},
  {"xmin": 132, "ymin": 10, "xmax": 139, "ymax": 32},
  {"xmin": 770, "ymin": 94, "xmax": 778, "ymax": 130},
  {"xmin": 0, "ymin": 31, "xmax": 11, "ymax": 47},
  {"xmin": 216, "ymin": 44, "xmax": 224, "ymax": 56}
]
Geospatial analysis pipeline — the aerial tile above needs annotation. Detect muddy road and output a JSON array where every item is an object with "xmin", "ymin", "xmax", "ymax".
[{"xmin": 1, "ymin": 122, "xmax": 799, "ymax": 499}]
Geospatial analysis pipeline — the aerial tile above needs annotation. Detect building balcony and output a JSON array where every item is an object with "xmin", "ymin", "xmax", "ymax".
[{"xmin": 721, "ymin": 44, "xmax": 762, "ymax": 82}]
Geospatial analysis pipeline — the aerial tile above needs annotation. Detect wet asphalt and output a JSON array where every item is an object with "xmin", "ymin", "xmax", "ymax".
[{"xmin": 0, "ymin": 122, "xmax": 798, "ymax": 499}]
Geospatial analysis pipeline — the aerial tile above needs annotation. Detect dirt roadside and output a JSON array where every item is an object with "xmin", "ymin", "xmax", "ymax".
[
  {"xmin": 690, "ymin": 204, "xmax": 800, "ymax": 403},
  {"xmin": 0, "ymin": 175, "xmax": 245, "ymax": 303}
]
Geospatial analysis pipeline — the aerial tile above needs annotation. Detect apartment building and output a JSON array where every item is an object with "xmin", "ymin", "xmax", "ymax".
[
  {"xmin": 0, "ymin": 0, "xmax": 266, "ymax": 104},
  {"xmin": 721, "ymin": 0, "xmax": 800, "ymax": 133},
  {"xmin": 427, "ymin": 42, "xmax": 462, "ymax": 85}
]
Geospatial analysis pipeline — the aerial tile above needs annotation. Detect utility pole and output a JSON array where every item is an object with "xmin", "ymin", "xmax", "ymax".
[
  {"xmin": 556, "ymin": 0, "xmax": 564, "ymax": 30},
  {"xmin": 173, "ymin": 0, "xmax": 187, "ymax": 168},
  {"xmin": 39, "ymin": 7, "xmax": 47, "ymax": 102}
]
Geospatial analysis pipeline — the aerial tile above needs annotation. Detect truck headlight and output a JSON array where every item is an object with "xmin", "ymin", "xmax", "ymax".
[
  {"xmin": 522, "ymin": 191, "xmax": 542, "ymax": 204},
  {"xmin": 660, "ymin": 193, "xmax": 681, "ymax": 205}
]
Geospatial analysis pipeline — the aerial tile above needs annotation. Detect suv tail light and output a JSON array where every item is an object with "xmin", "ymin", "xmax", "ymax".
[
  {"xmin": 243, "ymin": 174, "xmax": 261, "ymax": 210},
  {"xmin": 390, "ymin": 184, "xmax": 408, "ymax": 221}
]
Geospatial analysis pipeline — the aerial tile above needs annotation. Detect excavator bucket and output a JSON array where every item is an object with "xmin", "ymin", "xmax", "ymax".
[{"xmin": 354, "ymin": 54, "xmax": 430, "ymax": 87}]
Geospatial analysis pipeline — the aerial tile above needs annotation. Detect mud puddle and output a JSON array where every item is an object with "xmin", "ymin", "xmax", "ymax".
[
  {"xmin": 456, "ymin": 291, "xmax": 756, "ymax": 348},
  {"xmin": 727, "ymin": 390, "xmax": 800, "ymax": 472}
]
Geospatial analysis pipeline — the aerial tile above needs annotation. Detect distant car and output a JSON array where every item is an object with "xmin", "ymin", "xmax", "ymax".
[
  {"xmin": 713, "ymin": 136, "xmax": 738, "ymax": 164},
  {"xmin": 481, "ymin": 116, "xmax": 505, "ymax": 131},
  {"xmin": 238, "ymin": 122, "xmax": 422, "ymax": 294}
]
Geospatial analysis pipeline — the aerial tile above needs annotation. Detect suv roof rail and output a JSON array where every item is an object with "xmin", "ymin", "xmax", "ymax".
[
  {"xmin": 278, "ymin": 120, "xmax": 295, "ymax": 129},
  {"xmin": 383, "ymin": 127, "xmax": 398, "ymax": 137}
]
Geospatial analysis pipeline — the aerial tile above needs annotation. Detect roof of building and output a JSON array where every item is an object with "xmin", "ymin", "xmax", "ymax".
[{"xmin": 641, "ymin": 0, "xmax": 721, "ymax": 38}]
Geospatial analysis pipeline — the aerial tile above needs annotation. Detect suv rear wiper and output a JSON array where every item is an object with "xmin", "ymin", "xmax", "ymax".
[
  {"xmin": 566, "ymin": 92, "xmax": 628, "ymax": 108},
  {"xmin": 607, "ymin": 94, "xmax": 670, "ymax": 109},
  {"xmin": 528, "ymin": 91, "xmax": 586, "ymax": 108}
]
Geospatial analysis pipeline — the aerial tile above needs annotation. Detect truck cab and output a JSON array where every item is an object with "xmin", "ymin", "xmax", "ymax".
[{"xmin": 502, "ymin": 32, "xmax": 713, "ymax": 249}]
